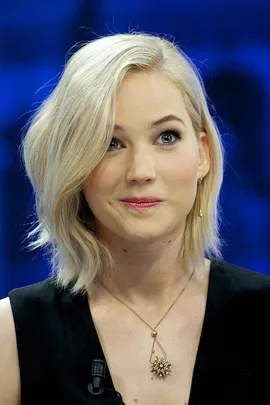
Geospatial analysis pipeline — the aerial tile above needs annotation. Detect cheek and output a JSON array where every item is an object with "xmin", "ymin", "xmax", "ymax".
[
  {"xmin": 83, "ymin": 160, "xmax": 118, "ymax": 205},
  {"xmin": 163, "ymin": 149, "xmax": 199, "ymax": 210},
  {"xmin": 164, "ymin": 150, "xmax": 199, "ymax": 183}
]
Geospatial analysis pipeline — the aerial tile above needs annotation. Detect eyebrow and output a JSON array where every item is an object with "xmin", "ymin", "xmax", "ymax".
[{"xmin": 114, "ymin": 114, "xmax": 185, "ymax": 131}]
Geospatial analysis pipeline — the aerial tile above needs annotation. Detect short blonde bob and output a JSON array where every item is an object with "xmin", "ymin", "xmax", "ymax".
[{"xmin": 22, "ymin": 32, "xmax": 225, "ymax": 294}]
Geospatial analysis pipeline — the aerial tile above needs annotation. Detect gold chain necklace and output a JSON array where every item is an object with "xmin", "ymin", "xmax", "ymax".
[{"xmin": 99, "ymin": 267, "xmax": 195, "ymax": 380}]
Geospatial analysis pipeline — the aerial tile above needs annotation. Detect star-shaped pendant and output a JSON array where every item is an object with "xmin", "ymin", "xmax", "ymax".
[{"xmin": 150, "ymin": 356, "xmax": 172, "ymax": 379}]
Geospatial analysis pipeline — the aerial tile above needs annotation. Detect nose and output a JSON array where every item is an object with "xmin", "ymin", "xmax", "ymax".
[{"xmin": 125, "ymin": 147, "xmax": 156, "ymax": 184}]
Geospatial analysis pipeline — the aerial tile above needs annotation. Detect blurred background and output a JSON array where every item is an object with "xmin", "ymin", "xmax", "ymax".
[{"xmin": 1, "ymin": 0, "xmax": 270, "ymax": 298}]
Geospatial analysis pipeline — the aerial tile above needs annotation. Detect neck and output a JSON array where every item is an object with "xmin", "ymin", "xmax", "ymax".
[{"xmin": 93, "ymin": 232, "xmax": 206, "ymax": 313}]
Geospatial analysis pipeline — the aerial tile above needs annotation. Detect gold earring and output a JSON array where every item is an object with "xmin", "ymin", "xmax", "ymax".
[{"xmin": 197, "ymin": 176, "xmax": 203, "ymax": 218}]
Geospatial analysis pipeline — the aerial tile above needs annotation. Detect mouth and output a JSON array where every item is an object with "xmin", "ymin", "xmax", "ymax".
[
  {"xmin": 121, "ymin": 200, "xmax": 162, "ymax": 212},
  {"xmin": 121, "ymin": 197, "xmax": 162, "ymax": 203}
]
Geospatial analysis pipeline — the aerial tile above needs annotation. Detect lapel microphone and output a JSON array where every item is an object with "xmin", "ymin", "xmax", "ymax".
[{"xmin": 87, "ymin": 359, "xmax": 107, "ymax": 395}]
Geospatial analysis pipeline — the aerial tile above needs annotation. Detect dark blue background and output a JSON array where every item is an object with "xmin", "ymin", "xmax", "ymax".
[{"xmin": 1, "ymin": 0, "xmax": 270, "ymax": 298}]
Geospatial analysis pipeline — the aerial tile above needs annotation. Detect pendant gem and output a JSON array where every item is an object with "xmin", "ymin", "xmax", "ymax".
[{"xmin": 150, "ymin": 356, "xmax": 172, "ymax": 379}]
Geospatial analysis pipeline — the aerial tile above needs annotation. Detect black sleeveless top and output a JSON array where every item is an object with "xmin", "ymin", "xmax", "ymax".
[{"xmin": 9, "ymin": 259, "xmax": 270, "ymax": 405}]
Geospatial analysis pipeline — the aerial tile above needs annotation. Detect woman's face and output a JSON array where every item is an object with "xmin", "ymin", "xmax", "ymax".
[{"xmin": 83, "ymin": 71, "xmax": 210, "ymax": 244}]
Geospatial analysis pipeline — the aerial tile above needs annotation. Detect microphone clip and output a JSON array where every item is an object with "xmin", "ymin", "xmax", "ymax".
[{"xmin": 87, "ymin": 359, "xmax": 107, "ymax": 395}]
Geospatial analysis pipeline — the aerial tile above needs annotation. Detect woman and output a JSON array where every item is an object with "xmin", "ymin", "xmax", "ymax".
[{"xmin": 0, "ymin": 32, "xmax": 270, "ymax": 405}]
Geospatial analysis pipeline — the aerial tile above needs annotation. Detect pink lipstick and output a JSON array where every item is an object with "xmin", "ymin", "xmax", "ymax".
[{"xmin": 121, "ymin": 199, "xmax": 162, "ymax": 211}]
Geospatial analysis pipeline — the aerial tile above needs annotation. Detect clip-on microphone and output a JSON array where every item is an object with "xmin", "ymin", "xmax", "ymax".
[{"xmin": 87, "ymin": 359, "xmax": 107, "ymax": 395}]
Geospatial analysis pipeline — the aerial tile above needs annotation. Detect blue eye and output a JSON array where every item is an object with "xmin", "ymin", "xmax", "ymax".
[
  {"xmin": 107, "ymin": 130, "xmax": 182, "ymax": 152},
  {"xmin": 108, "ymin": 139, "xmax": 120, "ymax": 151},
  {"xmin": 157, "ymin": 130, "xmax": 182, "ymax": 145}
]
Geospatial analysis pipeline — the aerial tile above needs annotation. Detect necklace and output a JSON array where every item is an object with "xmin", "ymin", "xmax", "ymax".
[{"xmin": 99, "ymin": 267, "xmax": 195, "ymax": 380}]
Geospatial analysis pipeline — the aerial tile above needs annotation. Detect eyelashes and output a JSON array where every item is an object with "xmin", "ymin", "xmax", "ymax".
[
  {"xmin": 107, "ymin": 130, "xmax": 182, "ymax": 152},
  {"xmin": 156, "ymin": 130, "xmax": 182, "ymax": 145}
]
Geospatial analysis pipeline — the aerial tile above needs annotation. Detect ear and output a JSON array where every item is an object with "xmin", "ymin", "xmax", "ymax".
[{"xmin": 197, "ymin": 131, "xmax": 210, "ymax": 178}]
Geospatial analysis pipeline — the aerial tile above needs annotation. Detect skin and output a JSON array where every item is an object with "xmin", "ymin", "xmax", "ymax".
[{"xmin": 83, "ymin": 70, "xmax": 210, "ymax": 312}]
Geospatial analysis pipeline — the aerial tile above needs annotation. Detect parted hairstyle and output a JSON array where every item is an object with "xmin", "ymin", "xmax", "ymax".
[{"xmin": 21, "ymin": 32, "xmax": 225, "ymax": 294}]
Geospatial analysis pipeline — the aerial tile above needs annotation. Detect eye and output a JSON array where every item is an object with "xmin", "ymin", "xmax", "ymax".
[
  {"xmin": 107, "ymin": 130, "xmax": 182, "ymax": 152},
  {"xmin": 156, "ymin": 130, "xmax": 182, "ymax": 145},
  {"xmin": 108, "ymin": 138, "xmax": 120, "ymax": 151}
]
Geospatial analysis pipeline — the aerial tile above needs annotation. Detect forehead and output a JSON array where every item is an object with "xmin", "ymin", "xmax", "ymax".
[{"xmin": 115, "ymin": 71, "xmax": 189, "ymax": 124}]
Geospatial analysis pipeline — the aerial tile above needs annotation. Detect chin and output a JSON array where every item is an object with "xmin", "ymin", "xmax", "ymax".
[{"xmin": 119, "ymin": 227, "xmax": 173, "ymax": 245}]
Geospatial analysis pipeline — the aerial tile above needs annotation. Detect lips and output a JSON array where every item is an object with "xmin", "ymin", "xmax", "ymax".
[
  {"xmin": 121, "ymin": 200, "xmax": 162, "ymax": 212},
  {"xmin": 121, "ymin": 197, "xmax": 162, "ymax": 203}
]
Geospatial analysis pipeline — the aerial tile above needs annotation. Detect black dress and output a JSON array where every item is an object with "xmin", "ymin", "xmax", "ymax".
[{"xmin": 8, "ymin": 259, "xmax": 270, "ymax": 404}]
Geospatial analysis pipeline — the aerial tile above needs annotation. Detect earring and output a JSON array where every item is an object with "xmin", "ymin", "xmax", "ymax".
[{"xmin": 197, "ymin": 176, "xmax": 203, "ymax": 218}]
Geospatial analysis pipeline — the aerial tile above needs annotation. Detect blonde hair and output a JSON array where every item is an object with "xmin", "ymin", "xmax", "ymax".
[{"xmin": 22, "ymin": 32, "xmax": 225, "ymax": 294}]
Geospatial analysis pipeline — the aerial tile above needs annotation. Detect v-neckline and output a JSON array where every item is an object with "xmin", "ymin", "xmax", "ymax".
[{"xmin": 79, "ymin": 259, "xmax": 220, "ymax": 403}]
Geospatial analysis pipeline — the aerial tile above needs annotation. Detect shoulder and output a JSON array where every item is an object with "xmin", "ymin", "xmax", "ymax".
[
  {"xmin": 0, "ymin": 277, "xmax": 71, "ymax": 404},
  {"xmin": 8, "ymin": 278, "xmax": 55, "ymax": 326},
  {"xmin": 8, "ymin": 277, "xmax": 70, "ymax": 317},
  {"xmin": 210, "ymin": 259, "xmax": 270, "ymax": 319},
  {"xmin": 0, "ymin": 298, "xmax": 20, "ymax": 404},
  {"xmin": 211, "ymin": 259, "xmax": 270, "ymax": 293},
  {"xmin": 9, "ymin": 277, "xmax": 58, "ymax": 303},
  {"xmin": 8, "ymin": 277, "xmax": 82, "ymax": 336}
]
